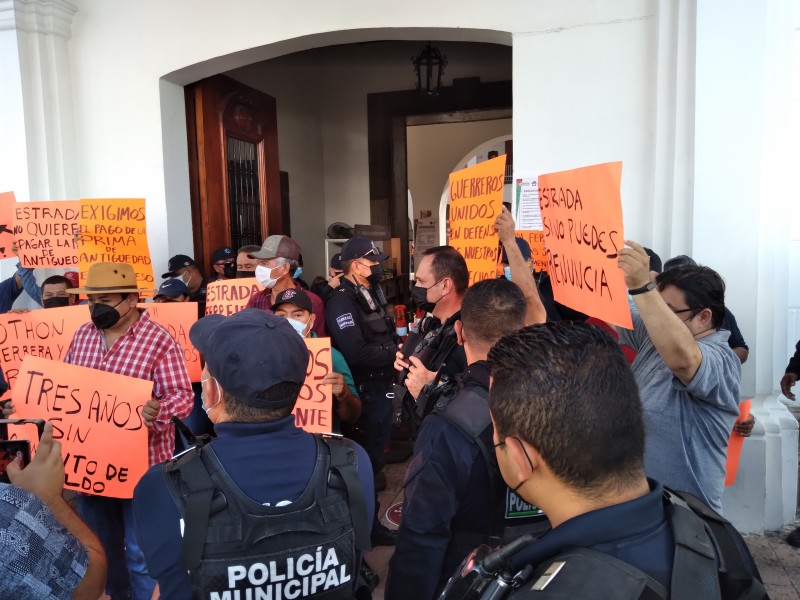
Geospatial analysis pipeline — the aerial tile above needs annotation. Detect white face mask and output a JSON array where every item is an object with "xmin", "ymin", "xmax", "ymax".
[
  {"xmin": 287, "ymin": 317, "xmax": 311, "ymax": 338},
  {"xmin": 202, "ymin": 377, "xmax": 222, "ymax": 415},
  {"xmin": 255, "ymin": 264, "xmax": 284, "ymax": 288}
]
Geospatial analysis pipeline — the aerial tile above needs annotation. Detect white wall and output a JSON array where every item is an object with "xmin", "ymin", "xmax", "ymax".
[{"xmin": 407, "ymin": 119, "xmax": 512, "ymax": 220}]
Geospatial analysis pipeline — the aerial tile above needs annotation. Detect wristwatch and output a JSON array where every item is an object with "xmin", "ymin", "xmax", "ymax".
[{"xmin": 628, "ymin": 281, "xmax": 656, "ymax": 296}]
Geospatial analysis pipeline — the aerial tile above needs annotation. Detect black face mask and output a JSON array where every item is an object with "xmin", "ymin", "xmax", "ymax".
[
  {"xmin": 237, "ymin": 270, "xmax": 256, "ymax": 279},
  {"xmin": 43, "ymin": 297, "xmax": 70, "ymax": 309},
  {"xmin": 366, "ymin": 264, "xmax": 384, "ymax": 285},
  {"xmin": 90, "ymin": 298, "xmax": 127, "ymax": 330},
  {"xmin": 411, "ymin": 285, "xmax": 436, "ymax": 313},
  {"xmin": 222, "ymin": 263, "xmax": 237, "ymax": 279}
]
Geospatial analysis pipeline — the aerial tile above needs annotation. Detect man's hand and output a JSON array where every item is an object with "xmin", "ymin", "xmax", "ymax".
[
  {"xmin": 6, "ymin": 422, "xmax": 64, "ymax": 504},
  {"xmin": 734, "ymin": 414, "xmax": 756, "ymax": 437},
  {"xmin": 781, "ymin": 372, "xmax": 798, "ymax": 401},
  {"xmin": 617, "ymin": 241, "xmax": 653, "ymax": 290},
  {"xmin": 1, "ymin": 400, "xmax": 15, "ymax": 417},
  {"xmin": 7, "ymin": 308, "xmax": 31, "ymax": 314},
  {"xmin": 324, "ymin": 372, "xmax": 345, "ymax": 397},
  {"xmin": 406, "ymin": 356, "xmax": 436, "ymax": 399},
  {"xmin": 494, "ymin": 206, "xmax": 516, "ymax": 244},
  {"xmin": 329, "ymin": 274, "xmax": 342, "ymax": 289},
  {"xmin": 142, "ymin": 398, "xmax": 160, "ymax": 428}
]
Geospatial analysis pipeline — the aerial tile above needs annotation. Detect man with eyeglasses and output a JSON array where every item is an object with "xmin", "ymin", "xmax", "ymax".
[
  {"xmin": 325, "ymin": 236, "xmax": 399, "ymax": 546},
  {"xmin": 616, "ymin": 241, "xmax": 741, "ymax": 512},
  {"xmin": 386, "ymin": 279, "xmax": 547, "ymax": 600}
]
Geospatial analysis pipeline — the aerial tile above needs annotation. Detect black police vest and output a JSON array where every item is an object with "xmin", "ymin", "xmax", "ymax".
[
  {"xmin": 162, "ymin": 435, "xmax": 371, "ymax": 600},
  {"xmin": 337, "ymin": 283, "xmax": 395, "ymax": 345},
  {"xmin": 432, "ymin": 381, "xmax": 550, "ymax": 565}
]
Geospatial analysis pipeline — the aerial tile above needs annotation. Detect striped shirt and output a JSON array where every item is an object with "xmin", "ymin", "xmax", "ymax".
[{"xmin": 64, "ymin": 309, "xmax": 193, "ymax": 465}]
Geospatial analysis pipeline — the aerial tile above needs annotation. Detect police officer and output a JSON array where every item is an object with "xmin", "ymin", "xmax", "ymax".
[
  {"xmin": 393, "ymin": 246, "xmax": 468, "ymax": 435},
  {"xmin": 132, "ymin": 309, "xmax": 375, "ymax": 600},
  {"xmin": 386, "ymin": 279, "xmax": 549, "ymax": 600},
  {"xmin": 325, "ymin": 236, "xmax": 399, "ymax": 546},
  {"xmin": 439, "ymin": 323, "xmax": 765, "ymax": 600}
]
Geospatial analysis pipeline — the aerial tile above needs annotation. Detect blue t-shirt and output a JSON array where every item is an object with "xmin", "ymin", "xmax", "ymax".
[
  {"xmin": 618, "ymin": 310, "xmax": 741, "ymax": 511},
  {"xmin": 133, "ymin": 415, "xmax": 374, "ymax": 600},
  {"xmin": 0, "ymin": 483, "xmax": 89, "ymax": 599}
]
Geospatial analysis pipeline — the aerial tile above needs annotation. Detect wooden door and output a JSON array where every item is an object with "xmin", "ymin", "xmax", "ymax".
[{"xmin": 185, "ymin": 74, "xmax": 283, "ymax": 272}]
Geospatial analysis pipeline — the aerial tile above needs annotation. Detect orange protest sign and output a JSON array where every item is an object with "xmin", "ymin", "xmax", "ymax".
[
  {"xmin": 515, "ymin": 230, "xmax": 548, "ymax": 273},
  {"xmin": 538, "ymin": 162, "xmax": 631, "ymax": 329},
  {"xmin": 0, "ymin": 192, "xmax": 16, "ymax": 259},
  {"xmin": 138, "ymin": 303, "xmax": 200, "ymax": 382},
  {"xmin": 448, "ymin": 155, "xmax": 506, "ymax": 286},
  {"xmin": 0, "ymin": 305, "xmax": 90, "ymax": 401},
  {"xmin": 725, "ymin": 399, "xmax": 752, "ymax": 486},
  {"xmin": 13, "ymin": 200, "xmax": 81, "ymax": 268},
  {"xmin": 78, "ymin": 199, "xmax": 154, "ymax": 294},
  {"xmin": 11, "ymin": 355, "xmax": 152, "ymax": 499},
  {"xmin": 292, "ymin": 337, "xmax": 333, "ymax": 434},
  {"xmin": 205, "ymin": 278, "xmax": 263, "ymax": 316}
]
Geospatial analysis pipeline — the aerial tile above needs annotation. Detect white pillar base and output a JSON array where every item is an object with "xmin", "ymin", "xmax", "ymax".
[{"xmin": 722, "ymin": 395, "xmax": 798, "ymax": 533}]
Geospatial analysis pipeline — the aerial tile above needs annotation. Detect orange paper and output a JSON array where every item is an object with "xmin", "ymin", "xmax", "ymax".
[
  {"xmin": 515, "ymin": 230, "xmax": 548, "ymax": 273},
  {"xmin": 725, "ymin": 399, "xmax": 752, "ymax": 486},
  {"xmin": 78, "ymin": 199, "xmax": 155, "ymax": 294},
  {"xmin": 11, "ymin": 355, "xmax": 152, "ymax": 499},
  {"xmin": 448, "ymin": 156, "xmax": 506, "ymax": 286},
  {"xmin": 0, "ymin": 305, "xmax": 90, "ymax": 401},
  {"xmin": 138, "ymin": 303, "xmax": 200, "ymax": 382},
  {"xmin": 0, "ymin": 192, "xmax": 16, "ymax": 259},
  {"xmin": 292, "ymin": 337, "xmax": 334, "ymax": 434},
  {"xmin": 538, "ymin": 162, "xmax": 632, "ymax": 329},
  {"xmin": 13, "ymin": 200, "xmax": 81, "ymax": 268},
  {"xmin": 205, "ymin": 278, "xmax": 263, "ymax": 316}
]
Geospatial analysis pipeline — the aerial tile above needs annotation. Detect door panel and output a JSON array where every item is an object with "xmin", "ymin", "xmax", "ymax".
[{"xmin": 185, "ymin": 74, "xmax": 283, "ymax": 272}]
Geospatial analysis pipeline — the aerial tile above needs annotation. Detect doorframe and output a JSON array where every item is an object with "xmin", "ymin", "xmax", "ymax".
[{"xmin": 390, "ymin": 107, "xmax": 512, "ymax": 278}]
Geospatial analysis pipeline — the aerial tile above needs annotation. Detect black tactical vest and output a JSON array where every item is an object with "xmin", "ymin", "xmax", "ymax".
[
  {"xmin": 432, "ymin": 380, "xmax": 550, "ymax": 566},
  {"xmin": 162, "ymin": 435, "xmax": 370, "ymax": 600}
]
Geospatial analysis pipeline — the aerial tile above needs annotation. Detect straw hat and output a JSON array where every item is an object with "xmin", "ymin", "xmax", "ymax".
[{"xmin": 67, "ymin": 263, "xmax": 150, "ymax": 294}]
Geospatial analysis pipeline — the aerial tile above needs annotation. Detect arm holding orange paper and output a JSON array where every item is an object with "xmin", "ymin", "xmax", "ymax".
[
  {"xmin": 617, "ymin": 241, "xmax": 704, "ymax": 385},
  {"xmin": 494, "ymin": 207, "xmax": 546, "ymax": 326}
]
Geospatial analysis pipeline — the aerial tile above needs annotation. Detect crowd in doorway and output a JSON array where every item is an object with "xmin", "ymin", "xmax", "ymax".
[{"xmin": 0, "ymin": 207, "xmax": 790, "ymax": 600}]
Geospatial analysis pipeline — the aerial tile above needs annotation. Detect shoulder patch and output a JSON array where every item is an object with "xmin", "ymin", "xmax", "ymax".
[{"xmin": 336, "ymin": 313, "xmax": 356, "ymax": 330}]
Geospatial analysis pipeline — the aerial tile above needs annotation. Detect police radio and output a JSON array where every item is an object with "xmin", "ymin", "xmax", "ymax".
[
  {"xmin": 391, "ymin": 329, "xmax": 425, "ymax": 425},
  {"xmin": 438, "ymin": 534, "xmax": 536, "ymax": 600}
]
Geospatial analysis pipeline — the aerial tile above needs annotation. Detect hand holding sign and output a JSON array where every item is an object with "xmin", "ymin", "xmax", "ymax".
[{"xmin": 617, "ymin": 241, "xmax": 653, "ymax": 291}]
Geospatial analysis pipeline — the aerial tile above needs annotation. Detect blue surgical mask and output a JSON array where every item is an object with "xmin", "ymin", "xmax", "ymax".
[
  {"xmin": 503, "ymin": 266, "xmax": 512, "ymax": 281},
  {"xmin": 287, "ymin": 317, "xmax": 311, "ymax": 338},
  {"xmin": 293, "ymin": 267, "xmax": 303, "ymax": 280}
]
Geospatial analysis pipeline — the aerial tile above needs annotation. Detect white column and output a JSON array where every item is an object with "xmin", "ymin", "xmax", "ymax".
[
  {"xmin": 693, "ymin": 0, "xmax": 799, "ymax": 532},
  {"xmin": 0, "ymin": 0, "xmax": 78, "ymax": 306}
]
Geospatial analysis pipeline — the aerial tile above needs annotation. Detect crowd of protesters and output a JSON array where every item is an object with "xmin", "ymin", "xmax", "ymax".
[{"xmin": 0, "ymin": 207, "xmax": 786, "ymax": 600}]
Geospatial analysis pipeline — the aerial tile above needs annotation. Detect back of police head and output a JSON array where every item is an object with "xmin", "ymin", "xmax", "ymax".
[
  {"xmin": 488, "ymin": 322, "xmax": 646, "ymax": 526},
  {"xmin": 189, "ymin": 309, "xmax": 309, "ymax": 423},
  {"xmin": 457, "ymin": 278, "xmax": 526, "ymax": 356}
]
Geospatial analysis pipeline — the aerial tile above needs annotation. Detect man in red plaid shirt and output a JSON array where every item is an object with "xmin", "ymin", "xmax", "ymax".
[{"xmin": 65, "ymin": 262, "xmax": 193, "ymax": 600}]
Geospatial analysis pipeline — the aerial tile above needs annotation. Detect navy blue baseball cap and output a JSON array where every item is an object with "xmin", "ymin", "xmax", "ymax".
[
  {"xmin": 501, "ymin": 238, "xmax": 532, "ymax": 263},
  {"xmin": 211, "ymin": 246, "xmax": 235, "ymax": 264},
  {"xmin": 189, "ymin": 309, "xmax": 309, "ymax": 408},
  {"xmin": 340, "ymin": 236, "xmax": 388, "ymax": 262},
  {"xmin": 330, "ymin": 253, "xmax": 343, "ymax": 270},
  {"xmin": 155, "ymin": 278, "xmax": 189, "ymax": 299}
]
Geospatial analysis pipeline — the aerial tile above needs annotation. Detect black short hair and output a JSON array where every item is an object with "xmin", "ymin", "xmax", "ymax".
[
  {"xmin": 422, "ymin": 246, "xmax": 469, "ymax": 294},
  {"xmin": 41, "ymin": 275, "xmax": 73, "ymax": 292},
  {"xmin": 656, "ymin": 265, "xmax": 726, "ymax": 329},
  {"xmin": 461, "ymin": 279, "xmax": 526, "ymax": 348},
  {"xmin": 663, "ymin": 254, "xmax": 696, "ymax": 271},
  {"xmin": 220, "ymin": 383, "xmax": 299, "ymax": 423},
  {"xmin": 341, "ymin": 258, "xmax": 356, "ymax": 275},
  {"xmin": 489, "ymin": 322, "xmax": 645, "ymax": 495}
]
